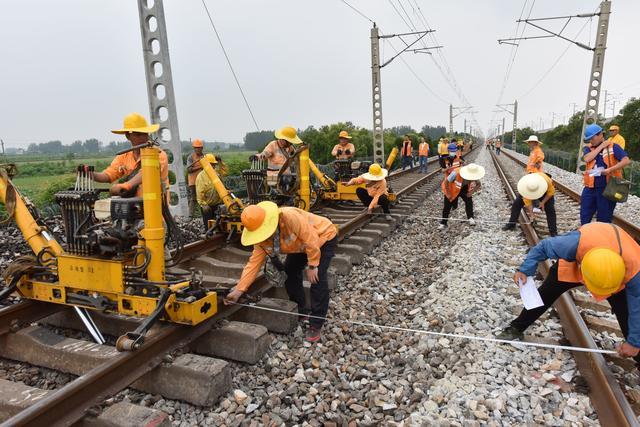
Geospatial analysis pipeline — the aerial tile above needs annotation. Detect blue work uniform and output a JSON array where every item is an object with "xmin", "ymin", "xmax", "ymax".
[{"xmin": 580, "ymin": 144, "xmax": 627, "ymax": 224}]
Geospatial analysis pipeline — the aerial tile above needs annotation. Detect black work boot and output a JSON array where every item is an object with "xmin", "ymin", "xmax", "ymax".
[
  {"xmin": 496, "ymin": 326, "xmax": 524, "ymax": 341},
  {"xmin": 502, "ymin": 223, "xmax": 516, "ymax": 231}
]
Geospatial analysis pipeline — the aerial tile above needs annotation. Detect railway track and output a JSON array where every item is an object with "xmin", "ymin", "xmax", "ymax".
[
  {"xmin": 490, "ymin": 149, "xmax": 640, "ymax": 427},
  {"xmin": 0, "ymin": 149, "xmax": 478, "ymax": 427}
]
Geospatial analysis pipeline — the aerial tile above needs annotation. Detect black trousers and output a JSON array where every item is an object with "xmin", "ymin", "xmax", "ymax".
[
  {"xmin": 507, "ymin": 195, "xmax": 557, "ymax": 235},
  {"xmin": 284, "ymin": 236, "xmax": 337, "ymax": 328},
  {"xmin": 440, "ymin": 192, "xmax": 473, "ymax": 225},
  {"xmin": 200, "ymin": 205, "xmax": 215, "ymax": 231},
  {"xmin": 188, "ymin": 185, "xmax": 197, "ymax": 217},
  {"xmin": 438, "ymin": 156, "xmax": 448, "ymax": 169},
  {"xmin": 510, "ymin": 263, "xmax": 640, "ymax": 364},
  {"xmin": 356, "ymin": 187, "xmax": 390, "ymax": 214}
]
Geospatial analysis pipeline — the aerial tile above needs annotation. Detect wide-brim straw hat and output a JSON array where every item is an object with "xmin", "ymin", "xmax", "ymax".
[
  {"xmin": 524, "ymin": 135, "xmax": 542, "ymax": 144},
  {"xmin": 459, "ymin": 163, "xmax": 485, "ymax": 181},
  {"xmin": 240, "ymin": 201, "xmax": 280, "ymax": 246},
  {"xmin": 517, "ymin": 173, "xmax": 548, "ymax": 200},
  {"xmin": 112, "ymin": 112, "xmax": 160, "ymax": 135},
  {"xmin": 274, "ymin": 126, "xmax": 304, "ymax": 145},
  {"xmin": 339, "ymin": 131, "xmax": 353, "ymax": 139},
  {"xmin": 363, "ymin": 166, "xmax": 388, "ymax": 181}
]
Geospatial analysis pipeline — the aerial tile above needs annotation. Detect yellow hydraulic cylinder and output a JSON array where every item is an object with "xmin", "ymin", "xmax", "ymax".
[
  {"xmin": 0, "ymin": 174, "xmax": 63, "ymax": 256},
  {"xmin": 199, "ymin": 154, "xmax": 244, "ymax": 215},
  {"xmin": 299, "ymin": 145, "xmax": 311, "ymax": 210},
  {"xmin": 386, "ymin": 147, "xmax": 399, "ymax": 170},
  {"xmin": 140, "ymin": 147, "xmax": 165, "ymax": 282},
  {"xmin": 308, "ymin": 159, "xmax": 336, "ymax": 190}
]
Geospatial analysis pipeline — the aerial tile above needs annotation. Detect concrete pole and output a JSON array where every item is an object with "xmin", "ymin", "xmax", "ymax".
[
  {"xmin": 502, "ymin": 117, "xmax": 506, "ymax": 140},
  {"xmin": 449, "ymin": 104, "xmax": 453, "ymax": 137},
  {"xmin": 370, "ymin": 24, "xmax": 385, "ymax": 165},
  {"xmin": 576, "ymin": 1, "xmax": 611, "ymax": 173},
  {"xmin": 137, "ymin": 0, "xmax": 189, "ymax": 216},
  {"xmin": 512, "ymin": 100, "xmax": 518, "ymax": 150}
]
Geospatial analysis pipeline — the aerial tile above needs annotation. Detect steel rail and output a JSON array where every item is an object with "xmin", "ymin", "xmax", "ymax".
[
  {"xmin": 490, "ymin": 150, "xmax": 638, "ymax": 427},
  {"xmin": 0, "ymin": 300, "xmax": 65, "ymax": 336},
  {"xmin": 500, "ymin": 149, "xmax": 640, "ymax": 242}
]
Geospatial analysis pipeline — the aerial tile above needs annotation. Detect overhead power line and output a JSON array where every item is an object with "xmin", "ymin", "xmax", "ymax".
[
  {"xmin": 339, "ymin": 0, "xmax": 374, "ymax": 23},
  {"xmin": 201, "ymin": 0, "xmax": 260, "ymax": 131}
]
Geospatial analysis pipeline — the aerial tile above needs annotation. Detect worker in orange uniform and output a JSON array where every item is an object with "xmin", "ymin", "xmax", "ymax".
[
  {"xmin": 401, "ymin": 135, "xmax": 413, "ymax": 170},
  {"xmin": 253, "ymin": 126, "xmax": 303, "ymax": 177},
  {"xmin": 581, "ymin": 124, "xmax": 630, "ymax": 224},
  {"xmin": 497, "ymin": 222, "xmax": 640, "ymax": 363},
  {"xmin": 438, "ymin": 163, "xmax": 484, "ymax": 229},
  {"xmin": 186, "ymin": 139, "xmax": 205, "ymax": 216},
  {"xmin": 331, "ymin": 131, "xmax": 356, "ymax": 160},
  {"xmin": 503, "ymin": 173, "xmax": 557, "ymax": 236},
  {"xmin": 418, "ymin": 137, "xmax": 430, "ymax": 173},
  {"xmin": 444, "ymin": 142, "xmax": 464, "ymax": 171},
  {"xmin": 93, "ymin": 113, "xmax": 169, "ymax": 199},
  {"xmin": 495, "ymin": 139, "xmax": 502, "ymax": 155},
  {"xmin": 607, "ymin": 125, "xmax": 626, "ymax": 149},
  {"xmin": 223, "ymin": 202, "xmax": 337, "ymax": 343},
  {"xmin": 524, "ymin": 135, "xmax": 544, "ymax": 173},
  {"xmin": 345, "ymin": 163, "xmax": 392, "ymax": 220}
]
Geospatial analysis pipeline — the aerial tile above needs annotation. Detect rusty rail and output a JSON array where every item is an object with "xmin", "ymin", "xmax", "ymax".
[{"xmin": 490, "ymin": 150, "xmax": 638, "ymax": 427}]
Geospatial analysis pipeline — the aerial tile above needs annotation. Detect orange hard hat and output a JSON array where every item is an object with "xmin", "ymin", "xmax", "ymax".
[
  {"xmin": 192, "ymin": 139, "xmax": 204, "ymax": 148},
  {"xmin": 240, "ymin": 202, "xmax": 280, "ymax": 246}
]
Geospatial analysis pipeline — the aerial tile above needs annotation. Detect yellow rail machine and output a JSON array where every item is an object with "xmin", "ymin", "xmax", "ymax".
[{"xmin": 0, "ymin": 142, "xmax": 218, "ymax": 351}]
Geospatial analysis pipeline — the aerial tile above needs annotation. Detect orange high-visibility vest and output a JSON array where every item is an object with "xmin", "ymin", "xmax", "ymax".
[
  {"xmin": 441, "ymin": 169, "xmax": 464, "ymax": 202},
  {"xmin": 583, "ymin": 144, "xmax": 622, "ymax": 188},
  {"xmin": 402, "ymin": 141, "xmax": 412, "ymax": 156},
  {"xmin": 419, "ymin": 143, "xmax": 429, "ymax": 156},
  {"xmin": 557, "ymin": 223, "xmax": 640, "ymax": 299}
]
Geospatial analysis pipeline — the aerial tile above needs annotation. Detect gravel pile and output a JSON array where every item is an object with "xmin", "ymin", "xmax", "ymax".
[
  {"xmin": 132, "ymin": 148, "xmax": 597, "ymax": 426},
  {"xmin": 503, "ymin": 148, "xmax": 640, "ymax": 227}
]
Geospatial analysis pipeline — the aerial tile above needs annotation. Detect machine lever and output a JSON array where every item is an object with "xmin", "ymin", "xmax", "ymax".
[{"xmin": 74, "ymin": 306, "xmax": 106, "ymax": 345}]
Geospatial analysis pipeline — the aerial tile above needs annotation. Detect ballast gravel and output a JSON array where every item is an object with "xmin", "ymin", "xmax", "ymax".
[{"xmin": 148, "ymin": 148, "xmax": 597, "ymax": 426}]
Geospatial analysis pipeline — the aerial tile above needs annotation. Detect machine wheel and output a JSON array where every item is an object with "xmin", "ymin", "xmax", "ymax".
[{"xmin": 116, "ymin": 335, "xmax": 141, "ymax": 352}]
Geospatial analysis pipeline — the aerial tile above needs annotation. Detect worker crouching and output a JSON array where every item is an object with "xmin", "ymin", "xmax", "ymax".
[
  {"xmin": 497, "ymin": 222, "xmax": 640, "ymax": 362},
  {"xmin": 503, "ymin": 173, "xmax": 557, "ymax": 236},
  {"xmin": 438, "ymin": 163, "xmax": 484, "ymax": 229},
  {"xmin": 224, "ymin": 202, "xmax": 337, "ymax": 343},
  {"xmin": 345, "ymin": 164, "xmax": 392, "ymax": 220}
]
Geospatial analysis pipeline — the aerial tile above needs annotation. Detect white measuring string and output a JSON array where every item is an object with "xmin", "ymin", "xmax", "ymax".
[
  {"xmin": 367, "ymin": 212, "xmax": 533, "ymax": 225},
  {"xmin": 232, "ymin": 302, "xmax": 617, "ymax": 355}
]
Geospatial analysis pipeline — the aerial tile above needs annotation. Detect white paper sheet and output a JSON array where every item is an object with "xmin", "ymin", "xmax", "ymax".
[
  {"xmin": 587, "ymin": 167, "xmax": 605, "ymax": 177},
  {"xmin": 519, "ymin": 276, "xmax": 544, "ymax": 310}
]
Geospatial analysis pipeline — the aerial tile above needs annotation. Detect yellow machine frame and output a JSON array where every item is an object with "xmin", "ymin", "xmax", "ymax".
[
  {"xmin": 199, "ymin": 153, "xmax": 244, "ymax": 235},
  {"xmin": 0, "ymin": 144, "xmax": 218, "ymax": 351}
]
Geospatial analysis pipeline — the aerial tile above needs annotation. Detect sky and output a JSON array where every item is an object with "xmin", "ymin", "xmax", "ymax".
[{"xmin": 1, "ymin": 0, "xmax": 639, "ymax": 148}]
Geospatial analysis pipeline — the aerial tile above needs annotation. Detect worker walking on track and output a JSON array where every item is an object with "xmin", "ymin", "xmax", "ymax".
[
  {"xmin": 495, "ymin": 139, "xmax": 502, "ymax": 155},
  {"xmin": 253, "ymin": 126, "xmax": 303, "ymax": 177},
  {"xmin": 438, "ymin": 138, "xmax": 449, "ymax": 168},
  {"xmin": 438, "ymin": 163, "xmax": 484, "ymax": 229},
  {"xmin": 418, "ymin": 137, "xmax": 430, "ymax": 173},
  {"xmin": 223, "ymin": 202, "xmax": 337, "ymax": 343},
  {"xmin": 93, "ymin": 113, "xmax": 169, "ymax": 199},
  {"xmin": 607, "ymin": 124, "xmax": 626, "ymax": 149},
  {"xmin": 497, "ymin": 222, "xmax": 640, "ymax": 361},
  {"xmin": 186, "ymin": 139, "xmax": 205, "ymax": 216},
  {"xmin": 525, "ymin": 135, "xmax": 544, "ymax": 173},
  {"xmin": 401, "ymin": 135, "xmax": 413, "ymax": 170},
  {"xmin": 503, "ymin": 173, "xmax": 557, "ymax": 236},
  {"xmin": 581, "ymin": 124, "xmax": 630, "ymax": 225},
  {"xmin": 331, "ymin": 131, "xmax": 356, "ymax": 160},
  {"xmin": 345, "ymin": 164, "xmax": 392, "ymax": 220},
  {"xmin": 195, "ymin": 156, "xmax": 227, "ymax": 231}
]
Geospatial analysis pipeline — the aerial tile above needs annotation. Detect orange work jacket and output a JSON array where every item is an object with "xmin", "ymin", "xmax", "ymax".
[
  {"xmin": 582, "ymin": 144, "xmax": 622, "ymax": 188},
  {"xmin": 401, "ymin": 141, "xmax": 412, "ymax": 157},
  {"xmin": 418, "ymin": 143, "xmax": 429, "ymax": 156},
  {"xmin": 526, "ymin": 147, "xmax": 545, "ymax": 173},
  {"xmin": 558, "ymin": 223, "xmax": 640, "ymax": 299}
]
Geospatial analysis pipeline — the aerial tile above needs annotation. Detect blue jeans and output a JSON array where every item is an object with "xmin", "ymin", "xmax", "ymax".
[
  {"xmin": 402, "ymin": 156, "xmax": 412, "ymax": 170},
  {"xmin": 580, "ymin": 186, "xmax": 616, "ymax": 224},
  {"xmin": 419, "ymin": 156, "xmax": 428, "ymax": 172}
]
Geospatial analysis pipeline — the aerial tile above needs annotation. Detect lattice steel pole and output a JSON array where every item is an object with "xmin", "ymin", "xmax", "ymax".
[
  {"xmin": 370, "ymin": 24, "xmax": 385, "ymax": 166},
  {"xmin": 575, "ymin": 1, "xmax": 611, "ymax": 173},
  {"xmin": 137, "ymin": 0, "xmax": 189, "ymax": 216}
]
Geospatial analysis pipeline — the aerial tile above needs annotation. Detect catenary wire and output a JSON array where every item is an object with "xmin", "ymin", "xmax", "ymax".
[
  {"xmin": 201, "ymin": 0, "xmax": 260, "ymax": 131},
  {"xmin": 339, "ymin": 0, "xmax": 374, "ymax": 23}
]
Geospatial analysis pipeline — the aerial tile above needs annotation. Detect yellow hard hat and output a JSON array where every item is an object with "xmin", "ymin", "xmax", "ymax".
[
  {"xmin": 274, "ymin": 126, "xmax": 303, "ymax": 145},
  {"xmin": 363, "ymin": 163, "xmax": 388, "ymax": 181},
  {"xmin": 339, "ymin": 130, "xmax": 352, "ymax": 139},
  {"xmin": 581, "ymin": 248, "xmax": 625, "ymax": 297},
  {"xmin": 192, "ymin": 138, "xmax": 204, "ymax": 148},
  {"xmin": 112, "ymin": 113, "xmax": 160, "ymax": 135}
]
